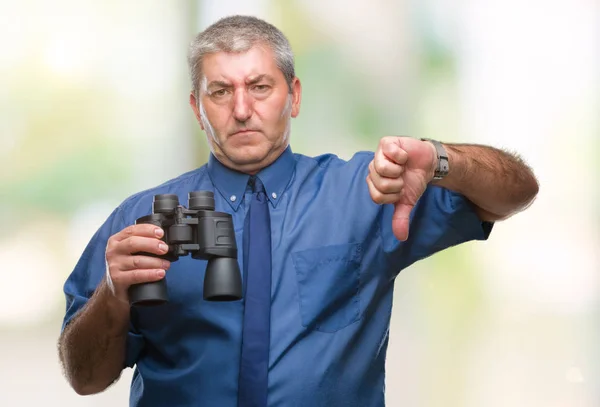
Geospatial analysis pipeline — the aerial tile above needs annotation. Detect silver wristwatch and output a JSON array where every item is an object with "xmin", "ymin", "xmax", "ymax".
[{"xmin": 420, "ymin": 138, "xmax": 449, "ymax": 180}]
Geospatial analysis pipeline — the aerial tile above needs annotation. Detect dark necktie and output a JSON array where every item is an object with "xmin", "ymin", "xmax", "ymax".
[{"xmin": 238, "ymin": 176, "xmax": 272, "ymax": 407}]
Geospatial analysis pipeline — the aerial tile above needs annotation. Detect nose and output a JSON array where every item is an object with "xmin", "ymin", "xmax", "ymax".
[{"xmin": 232, "ymin": 88, "xmax": 253, "ymax": 122}]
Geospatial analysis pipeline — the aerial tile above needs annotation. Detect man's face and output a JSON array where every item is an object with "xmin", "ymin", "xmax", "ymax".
[{"xmin": 190, "ymin": 44, "xmax": 301, "ymax": 174}]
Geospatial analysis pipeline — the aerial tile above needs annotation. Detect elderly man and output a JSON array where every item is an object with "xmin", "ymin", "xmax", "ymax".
[{"xmin": 58, "ymin": 15, "xmax": 538, "ymax": 407}]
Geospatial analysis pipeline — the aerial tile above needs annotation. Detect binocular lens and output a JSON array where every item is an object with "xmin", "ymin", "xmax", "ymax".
[
  {"xmin": 153, "ymin": 194, "xmax": 179, "ymax": 213},
  {"xmin": 188, "ymin": 191, "xmax": 215, "ymax": 211}
]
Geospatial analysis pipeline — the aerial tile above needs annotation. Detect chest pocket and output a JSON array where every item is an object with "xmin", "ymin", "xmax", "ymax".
[{"xmin": 292, "ymin": 242, "xmax": 363, "ymax": 333}]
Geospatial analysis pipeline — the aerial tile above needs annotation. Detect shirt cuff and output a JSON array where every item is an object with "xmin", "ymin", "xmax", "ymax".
[
  {"xmin": 449, "ymin": 191, "xmax": 494, "ymax": 241},
  {"xmin": 124, "ymin": 330, "xmax": 146, "ymax": 368}
]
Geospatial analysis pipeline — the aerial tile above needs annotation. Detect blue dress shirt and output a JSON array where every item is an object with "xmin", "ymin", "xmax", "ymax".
[{"xmin": 62, "ymin": 146, "xmax": 492, "ymax": 407}]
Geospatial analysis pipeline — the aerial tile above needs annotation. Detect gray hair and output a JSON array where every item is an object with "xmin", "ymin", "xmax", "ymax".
[{"xmin": 187, "ymin": 15, "xmax": 295, "ymax": 97}]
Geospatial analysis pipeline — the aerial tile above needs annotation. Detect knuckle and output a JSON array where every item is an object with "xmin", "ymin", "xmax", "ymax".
[
  {"xmin": 124, "ymin": 225, "xmax": 135, "ymax": 236},
  {"xmin": 131, "ymin": 269, "xmax": 142, "ymax": 284},
  {"xmin": 373, "ymin": 158, "xmax": 383, "ymax": 174},
  {"xmin": 379, "ymin": 178, "xmax": 391, "ymax": 192},
  {"xmin": 133, "ymin": 257, "xmax": 140, "ymax": 268},
  {"xmin": 127, "ymin": 237, "xmax": 136, "ymax": 251},
  {"xmin": 105, "ymin": 246, "xmax": 116, "ymax": 260},
  {"xmin": 370, "ymin": 190, "xmax": 383, "ymax": 204},
  {"xmin": 372, "ymin": 157, "xmax": 379, "ymax": 171},
  {"xmin": 110, "ymin": 271, "xmax": 122, "ymax": 284},
  {"xmin": 377, "ymin": 160, "xmax": 388, "ymax": 175},
  {"xmin": 107, "ymin": 260, "xmax": 118, "ymax": 271},
  {"xmin": 368, "ymin": 160, "xmax": 375, "ymax": 173},
  {"xmin": 380, "ymin": 136, "xmax": 392, "ymax": 146},
  {"xmin": 378, "ymin": 157, "xmax": 395, "ymax": 175},
  {"xmin": 106, "ymin": 238, "xmax": 118, "ymax": 254}
]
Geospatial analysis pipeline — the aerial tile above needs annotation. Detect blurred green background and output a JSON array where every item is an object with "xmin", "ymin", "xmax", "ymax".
[{"xmin": 0, "ymin": 0, "xmax": 598, "ymax": 405}]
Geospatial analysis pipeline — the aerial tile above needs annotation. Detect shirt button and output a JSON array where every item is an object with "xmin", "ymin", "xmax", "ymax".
[
  {"xmin": 271, "ymin": 192, "xmax": 277, "ymax": 199},
  {"xmin": 230, "ymin": 195, "xmax": 237, "ymax": 202}
]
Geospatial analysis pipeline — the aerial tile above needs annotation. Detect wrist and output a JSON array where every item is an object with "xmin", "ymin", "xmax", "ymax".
[
  {"xmin": 421, "ymin": 138, "xmax": 449, "ymax": 182},
  {"xmin": 104, "ymin": 260, "xmax": 131, "ymax": 305},
  {"xmin": 425, "ymin": 140, "xmax": 438, "ymax": 181},
  {"xmin": 99, "ymin": 276, "xmax": 131, "ymax": 311}
]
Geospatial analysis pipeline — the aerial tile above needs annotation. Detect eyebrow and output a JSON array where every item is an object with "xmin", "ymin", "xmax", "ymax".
[
  {"xmin": 246, "ymin": 74, "xmax": 275, "ymax": 86},
  {"xmin": 206, "ymin": 75, "xmax": 275, "ymax": 90},
  {"xmin": 206, "ymin": 80, "xmax": 232, "ymax": 90}
]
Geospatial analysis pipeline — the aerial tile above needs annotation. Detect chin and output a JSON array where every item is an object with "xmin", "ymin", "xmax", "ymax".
[{"xmin": 223, "ymin": 143, "xmax": 271, "ymax": 166}]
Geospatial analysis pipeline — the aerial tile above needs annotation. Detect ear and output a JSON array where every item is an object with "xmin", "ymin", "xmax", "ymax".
[
  {"xmin": 189, "ymin": 92, "xmax": 205, "ymax": 130},
  {"xmin": 290, "ymin": 77, "xmax": 302, "ymax": 118}
]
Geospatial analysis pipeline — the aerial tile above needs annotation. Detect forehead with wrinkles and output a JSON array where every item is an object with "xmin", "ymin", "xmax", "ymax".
[{"xmin": 200, "ymin": 45, "xmax": 282, "ymax": 94}]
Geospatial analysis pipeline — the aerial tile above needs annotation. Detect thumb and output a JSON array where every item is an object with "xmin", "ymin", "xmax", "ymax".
[{"xmin": 392, "ymin": 202, "xmax": 414, "ymax": 241}]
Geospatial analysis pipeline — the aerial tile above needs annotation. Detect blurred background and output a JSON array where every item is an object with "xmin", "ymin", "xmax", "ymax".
[{"xmin": 0, "ymin": 0, "xmax": 598, "ymax": 405}]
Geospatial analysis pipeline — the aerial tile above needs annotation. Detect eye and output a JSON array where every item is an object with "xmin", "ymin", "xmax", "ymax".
[
  {"xmin": 251, "ymin": 84, "xmax": 270, "ymax": 93},
  {"xmin": 211, "ymin": 89, "xmax": 228, "ymax": 97}
]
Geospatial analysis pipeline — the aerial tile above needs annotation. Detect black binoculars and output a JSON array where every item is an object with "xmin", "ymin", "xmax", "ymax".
[{"xmin": 129, "ymin": 191, "xmax": 242, "ymax": 306}]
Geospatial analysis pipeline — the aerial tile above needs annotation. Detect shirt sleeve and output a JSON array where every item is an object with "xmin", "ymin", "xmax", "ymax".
[
  {"xmin": 381, "ymin": 185, "xmax": 494, "ymax": 275},
  {"xmin": 60, "ymin": 206, "xmax": 146, "ymax": 369}
]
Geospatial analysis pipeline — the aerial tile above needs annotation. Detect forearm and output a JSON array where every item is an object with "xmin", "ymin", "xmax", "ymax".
[
  {"xmin": 432, "ymin": 143, "xmax": 539, "ymax": 221},
  {"xmin": 58, "ymin": 279, "xmax": 130, "ymax": 395}
]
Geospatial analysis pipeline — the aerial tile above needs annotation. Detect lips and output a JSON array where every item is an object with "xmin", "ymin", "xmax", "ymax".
[{"xmin": 231, "ymin": 129, "xmax": 258, "ymax": 136}]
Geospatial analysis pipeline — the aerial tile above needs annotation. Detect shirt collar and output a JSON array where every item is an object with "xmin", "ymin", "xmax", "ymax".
[{"xmin": 207, "ymin": 145, "xmax": 296, "ymax": 210}]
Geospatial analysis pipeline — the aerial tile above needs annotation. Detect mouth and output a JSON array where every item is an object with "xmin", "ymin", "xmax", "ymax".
[{"xmin": 230, "ymin": 129, "xmax": 259, "ymax": 137}]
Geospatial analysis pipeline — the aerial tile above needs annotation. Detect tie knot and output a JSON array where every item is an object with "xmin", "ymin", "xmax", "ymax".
[{"xmin": 249, "ymin": 176, "xmax": 266, "ymax": 194}]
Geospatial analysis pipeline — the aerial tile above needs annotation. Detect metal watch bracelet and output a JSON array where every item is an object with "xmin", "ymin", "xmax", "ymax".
[{"xmin": 420, "ymin": 138, "xmax": 449, "ymax": 180}]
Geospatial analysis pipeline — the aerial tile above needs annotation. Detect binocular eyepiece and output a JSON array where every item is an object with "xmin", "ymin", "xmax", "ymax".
[{"xmin": 129, "ymin": 191, "xmax": 242, "ymax": 306}]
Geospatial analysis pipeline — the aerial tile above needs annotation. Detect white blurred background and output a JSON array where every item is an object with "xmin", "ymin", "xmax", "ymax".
[{"xmin": 0, "ymin": 0, "xmax": 598, "ymax": 405}]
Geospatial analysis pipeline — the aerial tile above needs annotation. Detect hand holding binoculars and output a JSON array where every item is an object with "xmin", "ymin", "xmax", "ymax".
[{"xmin": 129, "ymin": 191, "xmax": 242, "ymax": 306}]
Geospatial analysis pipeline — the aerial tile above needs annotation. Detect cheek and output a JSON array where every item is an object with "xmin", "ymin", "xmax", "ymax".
[
  {"xmin": 203, "ymin": 106, "xmax": 228, "ymax": 130},
  {"xmin": 256, "ymin": 98, "xmax": 289, "ymax": 128}
]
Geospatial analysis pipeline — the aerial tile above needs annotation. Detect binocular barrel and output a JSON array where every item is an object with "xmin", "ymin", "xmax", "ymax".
[
  {"xmin": 152, "ymin": 194, "xmax": 179, "ymax": 213},
  {"xmin": 128, "ymin": 191, "xmax": 242, "ymax": 306}
]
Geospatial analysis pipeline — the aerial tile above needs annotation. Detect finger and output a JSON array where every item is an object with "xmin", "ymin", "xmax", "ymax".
[
  {"xmin": 118, "ymin": 236, "xmax": 170, "ymax": 256},
  {"xmin": 112, "ymin": 224, "xmax": 164, "ymax": 243},
  {"xmin": 369, "ymin": 161, "xmax": 404, "ymax": 194},
  {"xmin": 392, "ymin": 202, "xmax": 414, "ymax": 241},
  {"xmin": 381, "ymin": 138, "xmax": 409, "ymax": 165},
  {"xmin": 374, "ymin": 150, "xmax": 404, "ymax": 178},
  {"xmin": 366, "ymin": 175, "xmax": 404, "ymax": 205},
  {"xmin": 119, "ymin": 255, "xmax": 171, "ymax": 272},
  {"xmin": 111, "ymin": 268, "xmax": 166, "ymax": 288}
]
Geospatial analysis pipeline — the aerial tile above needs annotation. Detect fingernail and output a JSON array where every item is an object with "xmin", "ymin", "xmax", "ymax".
[
  {"xmin": 162, "ymin": 261, "xmax": 170, "ymax": 270},
  {"xmin": 156, "ymin": 269, "xmax": 165, "ymax": 278},
  {"xmin": 155, "ymin": 228, "xmax": 164, "ymax": 237},
  {"xmin": 159, "ymin": 243, "xmax": 168, "ymax": 252}
]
